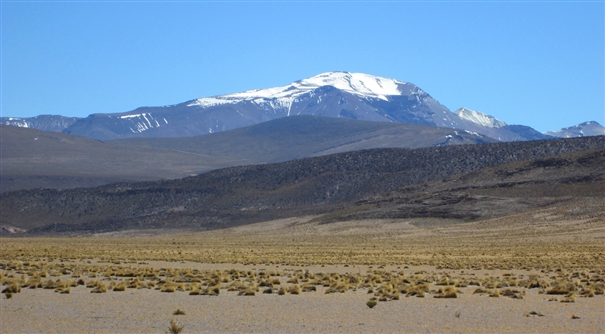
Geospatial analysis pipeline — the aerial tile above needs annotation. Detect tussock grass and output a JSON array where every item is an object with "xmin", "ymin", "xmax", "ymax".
[
  {"xmin": 434, "ymin": 286, "xmax": 458, "ymax": 298},
  {"xmin": 166, "ymin": 319, "xmax": 184, "ymax": 334},
  {"xmin": 2, "ymin": 282, "xmax": 20, "ymax": 294},
  {"xmin": 288, "ymin": 285, "xmax": 301, "ymax": 295},
  {"xmin": 91, "ymin": 281, "xmax": 107, "ymax": 293},
  {"xmin": 113, "ymin": 281, "xmax": 126, "ymax": 292}
]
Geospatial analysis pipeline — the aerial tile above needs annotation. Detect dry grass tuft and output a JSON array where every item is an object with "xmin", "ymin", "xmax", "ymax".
[
  {"xmin": 546, "ymin": 281, "xmax": 573, "ymax": 295},
  {"xmin": 2, "ymin": 282, "xmax": 21, "ymax": 294},
  {"xmin": 288, "ymin": 285, "xmax": 301, "ymax": 295},
  {"xmin": 91, "ymin": 281, "xmax": 107, "ymax": 293},
  {"xmin": 524, "ymin": 311, "xmax": 545, "ymax": 317},
  {"xmin": 488, "ymin": 290, "xmax": 501, "ymax": 298},
  {"xmin": 113, "ymin": 281, "xmax": 126, "ymax": 292},
  {"xmin": 434, "ymin": 286, "xmax": 457, "ymax": 298},
  {"xmin": 166, "ymin": 319, "xmax": 184, "ymax": 334}
]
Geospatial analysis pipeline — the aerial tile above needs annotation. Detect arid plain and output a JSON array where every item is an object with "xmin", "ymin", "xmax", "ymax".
[{"xmin": 2, "ymin": 199, "xmax": 604, "ymax": 333}]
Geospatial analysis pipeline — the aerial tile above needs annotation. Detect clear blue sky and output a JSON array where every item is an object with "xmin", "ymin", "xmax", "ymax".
[{"xmin": 2, "ymin": 1, "xmax": 603, "ymax": 132}]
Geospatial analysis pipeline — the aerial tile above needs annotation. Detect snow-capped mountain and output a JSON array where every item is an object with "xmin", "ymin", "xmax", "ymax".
[
  {"xmin": 452, "ymin": 107, "xmax": 551, "ymax": 141},
  {"xmin": 61, "ymin": 72, "xmax": 479, "ymax": 140},
  {"xmin": 188, "ymin": 72, "xmax": 411, "ymax": 111},
  {"xmin": 3, "ymin": 72, "xmax": 561, "ymax": 142},
  {"xmin": 454, "ymin": 107, "xmax": 507, "ymax": 128},
  {"xmin": 544, "ymin": 121, "xmax": 605, "ymax": 138}
]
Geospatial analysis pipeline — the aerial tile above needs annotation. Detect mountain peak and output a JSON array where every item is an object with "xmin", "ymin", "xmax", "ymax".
[
  {"xmin": 454, "ymin": 107, "xmax": 507, "ymax": 128},
  {"xmin": 544, "ymin": 121, "xmax": 605, "ymax": 138},
  {"xmin": 187, "ymin": 72, "xmax": 408, "ymax": 108},
  {"xmin": 296, "ymin": 72, "xmax": 406, "ymax": 100}
]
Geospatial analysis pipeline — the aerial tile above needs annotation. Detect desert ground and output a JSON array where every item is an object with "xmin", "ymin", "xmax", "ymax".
[{"xmin": 1, "ymin": 204, "xmax": 604, "ymax": 333}]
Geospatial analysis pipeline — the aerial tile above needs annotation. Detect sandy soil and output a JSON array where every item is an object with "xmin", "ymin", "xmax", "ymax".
[{"xmin": 1, "ymin": 271, "xmax": 603, "ymax": 334}]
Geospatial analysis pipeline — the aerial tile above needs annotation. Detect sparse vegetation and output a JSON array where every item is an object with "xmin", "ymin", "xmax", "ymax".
[
  {"xmin": 166, "ymin": 319, "xmax": 184, "ymax": 334},
  {"xmin": 0, "ymin": 221, "xmax": 602, "ymax": 306},
  {"xmin": 524, "ymin": 311, "xmax": 545, "ymax": 317},
  {"xmin": 173, "ymin": 309, "xmax": 186, "ymax": 315}
]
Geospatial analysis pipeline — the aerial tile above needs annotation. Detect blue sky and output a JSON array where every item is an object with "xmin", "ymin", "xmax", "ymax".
[{"xmin": 2, "ymin": 1, "xmax": 603, "ymax": 132}]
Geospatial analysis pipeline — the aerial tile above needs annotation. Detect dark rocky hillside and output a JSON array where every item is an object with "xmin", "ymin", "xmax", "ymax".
[
  {"xmin": 1, "ymin": 136, "xmax": 602, "ymax": 235},
  {"xmin": 318, "ymin": 148, "xmax": 605, "ymax": 224}
]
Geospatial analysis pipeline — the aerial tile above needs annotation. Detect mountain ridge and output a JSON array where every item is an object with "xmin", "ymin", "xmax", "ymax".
[
  {"xmin": 0, "ymin": 72, "xmax": 577, "ymax": 142},
  {"xmin": 544, "ymin": 121, "xmax": 605, "ymax": 138}
]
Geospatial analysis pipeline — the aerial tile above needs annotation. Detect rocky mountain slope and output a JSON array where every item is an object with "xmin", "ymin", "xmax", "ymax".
[
  {"xmin": 2, "ymin": 136, "xmax": 602, "ymax": 234},
  {"xmin": 319, "ymin": 148, "xmax": 604, "ymax": 224}
]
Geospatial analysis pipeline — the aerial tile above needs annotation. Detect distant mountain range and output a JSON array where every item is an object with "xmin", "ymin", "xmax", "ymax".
[
  {"xmin": 1, "ymin": 114, "xmax": 80, "ymax": 132},
  {"xmin": 2, "ymin": 72, "xmax": 602, "ymax": 141}
]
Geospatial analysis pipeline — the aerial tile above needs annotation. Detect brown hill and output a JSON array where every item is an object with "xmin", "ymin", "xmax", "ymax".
[{"xmin": 0, "ymin": 124, "xmax": 232, "ymax": 192}]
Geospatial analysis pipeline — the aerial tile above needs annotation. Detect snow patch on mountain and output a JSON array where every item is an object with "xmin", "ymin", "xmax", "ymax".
[
  {"xmin": 0, "ymin": 115, "xmax": 80, "ymax": 132},
  {"xmin": 114, "ymin": 113, "xmax": 165, "ymax": 133},
  {"xmin": 3, "ymin": 118, "xmax": 30, "ymax": 128},
  {"xmin": 454, "ymin": 107, "xmax": 507, "ymax": 128},
  {"xmin": 296, "ymin": 72, "xmax": 404, "ymax": 100},
  {"xmin": 187, "ymin": 97, "xmax": 237, "ymax": 108}
]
